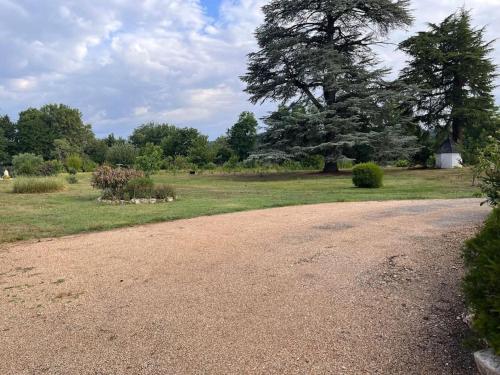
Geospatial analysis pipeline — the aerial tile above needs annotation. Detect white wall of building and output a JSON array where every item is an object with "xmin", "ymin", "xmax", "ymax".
[{"xmin": 436, "ymin": 153, "xmax": 462, "ymax": 169}]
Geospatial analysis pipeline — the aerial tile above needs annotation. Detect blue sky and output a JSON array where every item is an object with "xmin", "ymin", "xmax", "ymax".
[{"xmin": 0, "ymin": 0, "xmax": 498, "ymax": 139}]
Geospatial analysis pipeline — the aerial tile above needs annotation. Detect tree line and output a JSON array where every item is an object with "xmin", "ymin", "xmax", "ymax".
[
  {"xmin": 0, "ymin": 104, "xmax": 259, "ymax": 172},
  {"xmin": 1, "ymin": 3, "xmax": 498, "ymax": 174}
]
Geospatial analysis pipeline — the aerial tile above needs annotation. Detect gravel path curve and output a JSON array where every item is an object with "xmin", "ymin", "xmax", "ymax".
[{"xmin": 0, "ymin": 199, "xmax": 490, "ymax": 374}]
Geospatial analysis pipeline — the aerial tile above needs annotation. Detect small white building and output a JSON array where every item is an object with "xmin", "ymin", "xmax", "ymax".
[{"xmin": 435, "ymin": 138, "xmax": 462, "ymax": 169}]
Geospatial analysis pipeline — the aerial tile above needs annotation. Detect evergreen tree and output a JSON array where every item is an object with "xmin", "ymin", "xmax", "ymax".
[
  {"xmin": 227, "ymin": 112, "xmax": 258, "ymax": 160},
  {"xmin": 242, "ymin": 0, "xmax": 413, "ymax": 172},
  {"xmin": 0, "ymin": 115, "xmax": 16, "ymax": 163},
  {"xmin": 399, "ymin": 9, "xmax": 497, "ymax": 159}
]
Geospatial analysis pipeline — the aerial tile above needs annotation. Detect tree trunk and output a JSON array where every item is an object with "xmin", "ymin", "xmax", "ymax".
[{"xmin": 322, "ymin": 160, "xmax": 339, "ymax": 173}]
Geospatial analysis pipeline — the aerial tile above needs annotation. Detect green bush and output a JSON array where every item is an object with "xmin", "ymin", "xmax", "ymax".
[
  {"xmin": 82, "ymin": 159, "xmax": 97, "ymax": 172},
  {"xmin": 91, "ymin": 165, "xmax": 144, "ymax": 200},
  {"xmin": 126, "ymin": 177, "xmax": 154, "ymax": 199},
  {"xmin": 395, "ymin": 159, "xmax": 410, "ymax": 168},
  {"xmin": 38, "ymin": 160, "xmax": 64, "ymax": 176},
  {"xmin": 13, "ymin": 177, "xmax": 65, "ymax": 194},
  {"xmin": 12, "ymin": 153, "xmax": 44, "ymax": 176},
  {"xmin": 106, "ymin": 143, "xmax": 137, "ymax": 167},
  {"xmin": 65, "ymin": 154, "xmax": 83, "ymax": 172},
  {"xmin": 66, "ymin": 175, "xmax": 78, "ymax": 184},
  {"xmin": 153, "ymin": 184, "xmax": 176, "ymax": 200},
  {"xmin": 463, "ymin": 208, "xmax": 500, "ymax": 354},
  {"xmin": 135, "ymin": 143, "xmax": 163, "ymax": 176},
  {"xmin": 352, "ymin": 162, "xmax": 384, "ymax": 188}
]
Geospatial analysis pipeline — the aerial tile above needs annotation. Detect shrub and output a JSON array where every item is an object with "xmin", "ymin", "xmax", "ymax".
[
  {"xmin": 13, "ymin": 177, "xmax": 65, "ymax": 194},
  {"xmin": 135, "ymin": 143, "xmax": 163, "ymax": 176},
  {"xmin": 12, "ymin": 153, "xmax": 44, "ymax": 176},
  {"xmin": 301, "ymin": 155, "xmax": 325, "ymax": 170},
  {"xmin": 106, "ymin": 143, "xmax": 137, "ymax": 167},
  {"xmin": 473, "ymin": 134, "xmax": 499, "ymax": 207},
  {"xmin": 82, "ymin": 159, "xmax": 97, "ymax": 172},
  {"xmin": 395, "ymin": 159, "xmax": 410, "ymax": 168},
  {"xmin": 153, "ymin": 184, "xmax": 176, "ymax": 200},
  {"xmin": 65, "ymin": 154, "xmax": 83, "ymax": 172},
  {"xmin": 426, "ymin": 155, "xmax": 436, "ymax": 169},
  {"xmin": 463, "ymin": 208, "xmax": 500, "ymax": 354},
  {"xmin": 38, "ymin": 160, "xmax": 64, "ymax": 176},
  {"xmin": 352, "ymin": 162, "xmax": 384, "ymax": 188},
  {"xmin": 66, "ymin": 175, "xmax": 78, "ymax": 184},
  {"xmin": 126, "ymin": 177, "xmax": 154, "ymax": 199},
  {"xmin": 67, "ymin": 167, "xmax": 78, "ymax": 175},
  {"xmin": 91, "ymin": 165, "xmax": 144, "ymax": 200},
  {"xmin": 337, "ymin": 159, "xmax": 354, "ymax": 170}
]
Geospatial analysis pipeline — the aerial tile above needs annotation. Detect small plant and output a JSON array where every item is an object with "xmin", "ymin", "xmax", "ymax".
[
  {"xmin": 66, "ymin": 175, "xmax": 78, "ymax": 184},
  {"xmin": 153, "ymin": 184, "xmax": 176, "ymax": 200},
  {"xmin": 126, "ymin": 177, "xmax": 154, "ymax": 199},
  {"xmin": 67, "ymin": 167, "xmax": 78, "ymax": 175},
  {"xmin": 463, "ymin": 208, "xmax": 500, "ymax": 354},
  {"xmin": 395, "ymin": 159, "xmax": 410, "ymax": 168},
  {"xmin": 426, "ymin": 155, "xmax": 436, "ymax": 169},
  {"xmin": 13, "ymin": 177, "xmax": 65, "ymax": 194},
  {"xmin": 91, "ymin": 165, "xmax": 144, "ymax": 200},
  {"xmin": 12, "ymin": 153, "xmax": 44, "ymax": 176},
  {"xmin": 352, "ymin": 162, "xmax": 384, "ymax": 188}
]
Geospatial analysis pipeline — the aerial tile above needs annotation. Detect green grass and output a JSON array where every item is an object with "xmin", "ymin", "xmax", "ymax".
[
  {"xmin": 0, "ymin": 168, "xmax": 481, "ymax": 244},
  {"xmin": 12, "ymin": 177, "xmax": 65, "ymax": 194}
]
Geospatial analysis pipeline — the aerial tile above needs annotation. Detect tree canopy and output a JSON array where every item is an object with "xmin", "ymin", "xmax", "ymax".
[
  {"xmin": 242, "ymin": 0, "xmax": 415, "ymax": 171},
  {"xmin": 399, "ymin": 9, "xmax": 497, "ymax": 153},
  {"xmin": 227, "ymin": 112, "xmax": 258, "ymax": 160}
]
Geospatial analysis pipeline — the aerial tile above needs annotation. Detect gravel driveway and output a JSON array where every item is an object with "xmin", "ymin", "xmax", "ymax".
[{"xmin": 0, "ymin": 199, "xmax": 490, "ymax": 374}]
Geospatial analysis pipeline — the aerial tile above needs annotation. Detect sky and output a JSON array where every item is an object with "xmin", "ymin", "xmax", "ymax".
[{"xmin": 0, "ymin": 0, "xmax": 498, "ymax": 139}]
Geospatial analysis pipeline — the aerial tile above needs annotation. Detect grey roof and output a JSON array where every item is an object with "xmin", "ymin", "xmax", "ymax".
[{"xmin": 437, "ymin": 138, "xmax": 460, "ymax": 154}]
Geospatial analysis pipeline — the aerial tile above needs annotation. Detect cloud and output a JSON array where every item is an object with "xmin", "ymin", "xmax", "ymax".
[{"xmin": 0, "ymin": 0, "xmax": 498, "ymax": 138}]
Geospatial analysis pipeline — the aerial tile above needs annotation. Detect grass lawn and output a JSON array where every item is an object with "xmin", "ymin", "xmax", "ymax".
[{"xmin": 0, "ymin": 168, "xmax": 480, "ymax": 244}]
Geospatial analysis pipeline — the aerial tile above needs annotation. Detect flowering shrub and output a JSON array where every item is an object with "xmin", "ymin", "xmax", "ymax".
[{"xmin": 91, "ymin": 165, "xmax": 144, "ymax": 200}]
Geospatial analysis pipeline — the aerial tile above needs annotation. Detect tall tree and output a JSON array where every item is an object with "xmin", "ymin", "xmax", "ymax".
[
  {"xmin": 16, "ymin": 104, "xmax": 94, "ymax": 159},
  {"xmin": 0, "ymin": 115, "xmax": 16, "ymax": 163},
  {"xmin": 242, "ymin": 0, "xmax": 413, "ymax": 172},
  {"xmin": 399, "ymin": 10, "xmax": 497, "ymax": 151},
  {"xmin": 227, "ymin": 112, "xmax": 258, "ymax": 160}
]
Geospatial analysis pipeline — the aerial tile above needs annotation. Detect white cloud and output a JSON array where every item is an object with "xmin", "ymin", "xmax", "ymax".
[{"xmin": 0, "ymin": 0, "xmax": 498, "ymax": 138}]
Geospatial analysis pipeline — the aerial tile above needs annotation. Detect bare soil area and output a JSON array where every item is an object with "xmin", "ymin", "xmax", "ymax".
[{"xmin": 0, "ymin": 199, "xmax": 490, "ymax": 374}]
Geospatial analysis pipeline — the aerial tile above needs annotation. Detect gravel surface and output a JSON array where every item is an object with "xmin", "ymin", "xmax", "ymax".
[{"xmin": 0, "ymin": 199, "xmax": 490, "ymax": 374}]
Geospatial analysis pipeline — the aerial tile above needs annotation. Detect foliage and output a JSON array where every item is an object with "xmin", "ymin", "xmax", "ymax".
[
  {"xmin": 352, "ymin": 163, "xmax": 384, "ymax": 188},
  {"xmin": 153, "ymin": 184, "xmax": 176, "ymax": 200},
  {"xmin": 91, "ymin": 166, "xmax": 144, "ymax": 200},
  {"xmin": 39, "ymin": 160, "xmax": 64, "ymax": 176},
  {"xmin": 212, "ymin": 136, "xmax": 234, "ymax": 165},
  {"xmin": 399, "ymin": 10, "xmax": 497, "ymax": 152},
  {"xmin": 227, "ymin": 112, "xmax": 258, "ymax": 160},
  {"xmin": 65, "ymin": 154, "xmax": 83, "ymax": 172},
  {"xmin": 395, "ymin": 160, "xmax": 411, "ymax": 168},
  {"xmin": 159, "ymin": 126, "xmax": 206, "ymax": 157},
  {"xmin": 84, "ymin": 139, "xmax": 109, "ymax": 164},
  {"xmin": 0, "ymin": 115, "xmax": 16, "ymax": 164},
  {"xmin": 16, "ymin": 104, "xmax": 94, "ymax": 160},
  {"xmin": 473, "ymin": 134, "xmax": 500, "ymax": 207},
  {"xmin": 13, "ymin": 177, "xmax": 65, "ymax": 194},
  {"xmin": 12, "ymin": 153, "xmax": 44, "ymax": 176},
  {"xmin": 126, "ymin": 177, "xmax": 155, "ymax": 199},
  {"xmin": 463, "ymin": 208, "xmax": 500, "ymax": 354},
  {"xmin": 82, "ymin": 159, "xmax": 97, "ymax": 172},
  {"xmin": 242, "ymin": 1, "xmax": 413, "ymax": 172},
  {"xmin": 66, "ymin": 175, "xmax": 78, "ymax": 184},
  {"xmin": 135, "ymin": 143, "xmax": 163, "ymax": 176},
  {"xmin": 187, "ymin": 137, "xmax": 213, "ymax": 167},
  {"xmin": 106, "ymin": 143, "xmax": 138, "ymax": 167}
]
